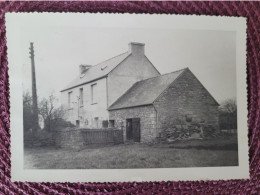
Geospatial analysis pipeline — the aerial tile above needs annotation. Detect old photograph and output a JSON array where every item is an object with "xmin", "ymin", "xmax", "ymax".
[{"xmin": 7, "ymin": 13, "xmax": 249, "ymax": 182}]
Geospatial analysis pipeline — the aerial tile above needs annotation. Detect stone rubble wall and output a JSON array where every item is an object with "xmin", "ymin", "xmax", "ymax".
[{"xmin": 154, "ymin": 69, "xmax": 219, "ymax": 141}]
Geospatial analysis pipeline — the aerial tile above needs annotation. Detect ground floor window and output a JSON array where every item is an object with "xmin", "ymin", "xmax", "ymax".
[
  {"xmin": 109, "ymin": 120, "xmax": 115, "ymax": 128},
  {"xmin": 94, "ymin": 117, "xmax": 99, "ymax": 128},
  {"xmin": 102, "ymin": 120, "xmax": 108, "ymax": 128}
]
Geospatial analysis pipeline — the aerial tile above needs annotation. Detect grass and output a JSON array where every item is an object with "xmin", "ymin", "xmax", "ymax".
[{"xmin": 24, "ymin": 136, "xmax": 238, "ymax": 169}]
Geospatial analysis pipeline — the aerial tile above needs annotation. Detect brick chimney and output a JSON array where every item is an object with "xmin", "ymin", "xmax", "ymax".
[
  {"xmin": 128, "ymin": 42, "xmax": 145, "ymax": 56},
  {"xmin": 79, "ymin": 64, "xmax": 92, "ymax": 74}
]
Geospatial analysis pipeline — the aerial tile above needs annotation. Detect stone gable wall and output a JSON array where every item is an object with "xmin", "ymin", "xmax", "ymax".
[
  {"xmin": 154, "ymin": 69, "xmax": 219, "ymax": 141},
  {"xmin": 109, "ymin": 105, "xmax": 157, "ymax": 143}
]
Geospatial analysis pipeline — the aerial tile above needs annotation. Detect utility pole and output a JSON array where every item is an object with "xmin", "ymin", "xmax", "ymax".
[{"xmin": 29, "ymin": 42, "xmax": 39, "ymax": 133}]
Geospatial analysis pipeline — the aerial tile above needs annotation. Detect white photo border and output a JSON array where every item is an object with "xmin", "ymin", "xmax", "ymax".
[{"xmin": 7, "ymin": 13, "xmax": 249, "ymax": 182}]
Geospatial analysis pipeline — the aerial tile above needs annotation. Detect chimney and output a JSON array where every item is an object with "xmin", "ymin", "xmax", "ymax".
[
  {"xmin": 128, "ymin": 42, "xmax": 145, "ymax": 56},
  {"xmin": 79, "ymin": 65, "xmax": 92, "ymax": 74}
]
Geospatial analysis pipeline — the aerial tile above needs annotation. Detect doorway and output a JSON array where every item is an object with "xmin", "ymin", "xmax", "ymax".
[
  {"xmin": 126, "ymin": 118, "xmax": 140, "ymax": 142},
  {"xmin": 76, "ymin": 120, "xmax": 80, "ymax": 127}
]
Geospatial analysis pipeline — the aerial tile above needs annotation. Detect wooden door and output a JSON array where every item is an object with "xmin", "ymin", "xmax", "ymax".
[{"xmin": 132, "ymin": 118, "xmax": 140, "ymax": 142}]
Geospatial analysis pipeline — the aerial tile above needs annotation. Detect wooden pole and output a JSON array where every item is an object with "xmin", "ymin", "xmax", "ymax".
[{"xmin": 29, "ymin": 42, "xmax": 39, "ymax": 133}]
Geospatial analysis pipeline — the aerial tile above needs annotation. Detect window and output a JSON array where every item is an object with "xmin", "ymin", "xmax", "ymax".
[
  {"xmin": 94, "ymin": 117, "xmax": 99, "ymax": 128},
  {"xmin": 109, "ymin": 120, "xmax": 115, "ymax": 128},
  {"xmin": 68, "ymin": 91, "xmax": 72, "ymax": 108},
  {"xmin": 102, "ymin": 120, "xmax": 108, "ymax": 128},
  {"xmin": 79, "ymin": 88, "xmax": 83, "ymax": 106},
  {"xmin": 91, "ymin": 83, "xmax": 97, "ymax": 104}
]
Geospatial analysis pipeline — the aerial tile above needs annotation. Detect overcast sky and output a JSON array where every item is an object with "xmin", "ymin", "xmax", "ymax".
[{"xmin": 20, "ymin": 14, "xmax": 236, "ymax": 104}]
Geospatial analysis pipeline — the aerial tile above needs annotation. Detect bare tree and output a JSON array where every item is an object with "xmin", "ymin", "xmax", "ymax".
[
  {"xmin": 220, "ymin": 99, "xmax": 237, "ymax": 114},
  {"xmin": 219, "ymin": 99, "xmax": 237, "ymax": 132},
  {"xmin": 38, "ymin": 94, "xmax": 66, "ymax": 131},
  {"xmin": 23, "ymin": 91, "xmax": 33, "ymax": 132}
]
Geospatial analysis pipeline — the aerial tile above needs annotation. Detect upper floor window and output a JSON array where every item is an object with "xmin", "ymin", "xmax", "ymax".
[
  {"xmin": 68, "ymin": 91, "xmax": 73, "ymax": 108},
  {"xmin": 91, "ymin": 83, "xmax": 97, "ymax": 104},
  {"xmin": 79, "ymin": 88, "xmax": 83, "ymax": 107}
]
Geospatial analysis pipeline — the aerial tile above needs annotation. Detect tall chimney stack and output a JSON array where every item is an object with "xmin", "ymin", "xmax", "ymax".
[
  {"xmin": 29, "ymin": 42, "xmax": 39, "ymax": 133},
  {"xmin": 128, "ymin": 42, "xmax": 145, "ymax": 56}
]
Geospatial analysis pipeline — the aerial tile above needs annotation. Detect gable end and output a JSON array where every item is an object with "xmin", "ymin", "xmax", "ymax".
[
  {"xmin": 154, "ymin": 68, "xmax": 219, "ymax": 106},
  {"xmin": 152, "ymin": 68, "xmax": 188, "ymax": 104}
]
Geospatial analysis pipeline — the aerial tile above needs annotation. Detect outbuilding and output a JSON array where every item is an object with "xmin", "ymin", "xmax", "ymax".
[{"xmin": 108, "ymin": 68, "xmax": 219, "ymax": 143}]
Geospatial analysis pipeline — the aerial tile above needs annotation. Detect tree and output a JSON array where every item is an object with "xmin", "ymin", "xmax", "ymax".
[
  {"xmin": 219, "ymin": 99, "xmax": 237, "ymax": 131},
  {"xmin": 23, "ymin": 91, "xmax": 34, "ymax": 132},
  {"xmin": 38, "ymin": 94, "xmax": 67, "ymax": 131},
  {"xmin": 220, "ymin": 99, "xmax": 237, "ymax": 114}
]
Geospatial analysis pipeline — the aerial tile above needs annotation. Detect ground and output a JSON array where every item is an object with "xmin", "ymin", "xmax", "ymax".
[{"xmin": 24, "ymin": 135, "xmax": 238, "ymax": 169}]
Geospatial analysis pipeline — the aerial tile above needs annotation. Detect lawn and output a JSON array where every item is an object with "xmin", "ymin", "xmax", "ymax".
[{"xmin": 24, "ymin": 135, "xmax": 238, "ymax": 169}]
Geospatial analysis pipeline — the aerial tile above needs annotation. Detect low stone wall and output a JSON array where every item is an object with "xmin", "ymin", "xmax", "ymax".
[{"xmin": 55, "ymin": 128, "xmax": 124, "ymax": 149}]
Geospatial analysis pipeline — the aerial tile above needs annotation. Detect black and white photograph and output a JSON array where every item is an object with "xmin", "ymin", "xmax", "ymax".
[{"xmin": 7, "ymin": 13, "xmax": 249, "ymax": 182}]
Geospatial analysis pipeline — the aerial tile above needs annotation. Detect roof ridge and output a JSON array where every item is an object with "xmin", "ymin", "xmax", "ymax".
[
  {"xmin": 91, "ymin": 52, "xmax": 129, "ymax": 68},
  {"xmin": 135, "ymin": 67, "xmax": 188, "ymax": 83}
]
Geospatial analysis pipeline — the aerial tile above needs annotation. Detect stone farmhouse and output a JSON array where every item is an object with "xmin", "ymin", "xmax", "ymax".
[{"xmin": 61, "ymin": 42, "xmax": 219, "ymax": 143}]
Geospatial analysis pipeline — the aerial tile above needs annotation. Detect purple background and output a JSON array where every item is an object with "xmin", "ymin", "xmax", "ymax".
[{"xmin": 0, "ymin": 1, "xmax": 259, "ymax": 194}]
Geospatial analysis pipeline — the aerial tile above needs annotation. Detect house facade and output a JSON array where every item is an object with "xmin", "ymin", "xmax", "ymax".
[
  {"xmin": 108, "ymin": 68, "xmax": 219, "ymax": 142},
  {"xmin": 60, "ymin": 42, "xmax": 160, "ymax": 128}
]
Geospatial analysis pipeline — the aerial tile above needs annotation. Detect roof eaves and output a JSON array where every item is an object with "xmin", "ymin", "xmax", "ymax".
[
  {"xmin": 108, "ymin": 103, "xmax": 153, "ymax": 111},
  {"xmin": 60, "ymin": 75, "xmax": 107, "ymax": 92}
]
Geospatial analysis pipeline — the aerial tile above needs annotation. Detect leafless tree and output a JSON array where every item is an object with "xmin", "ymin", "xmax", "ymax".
[
  {"xmin": 219, "ymin": 99, "xmax": 237, "ymax": 131},
  {"xmin": 220, "ymin": 99, "xmax": 237, "ymax": 114},
  {"xmin": 38, "ymin": 94, "xmax": 66, "ymax": 131},
  {"xmin": 23, "ymin": 91, "xmax": 33, "ymax": 132}
]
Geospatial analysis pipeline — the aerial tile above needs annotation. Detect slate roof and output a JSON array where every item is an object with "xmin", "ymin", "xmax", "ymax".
[
  {"xmin": 108, "ymin": 68, "xmax": 188, "ymax": 110},
  {"xmin": 61, "ymin": 52, "xmax": 130, "ymax": 91}
]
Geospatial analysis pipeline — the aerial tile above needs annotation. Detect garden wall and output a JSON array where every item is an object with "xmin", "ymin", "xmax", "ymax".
[{"xmin": 55, "ymin": 128, "xmax": 124, "ymax": 149}]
